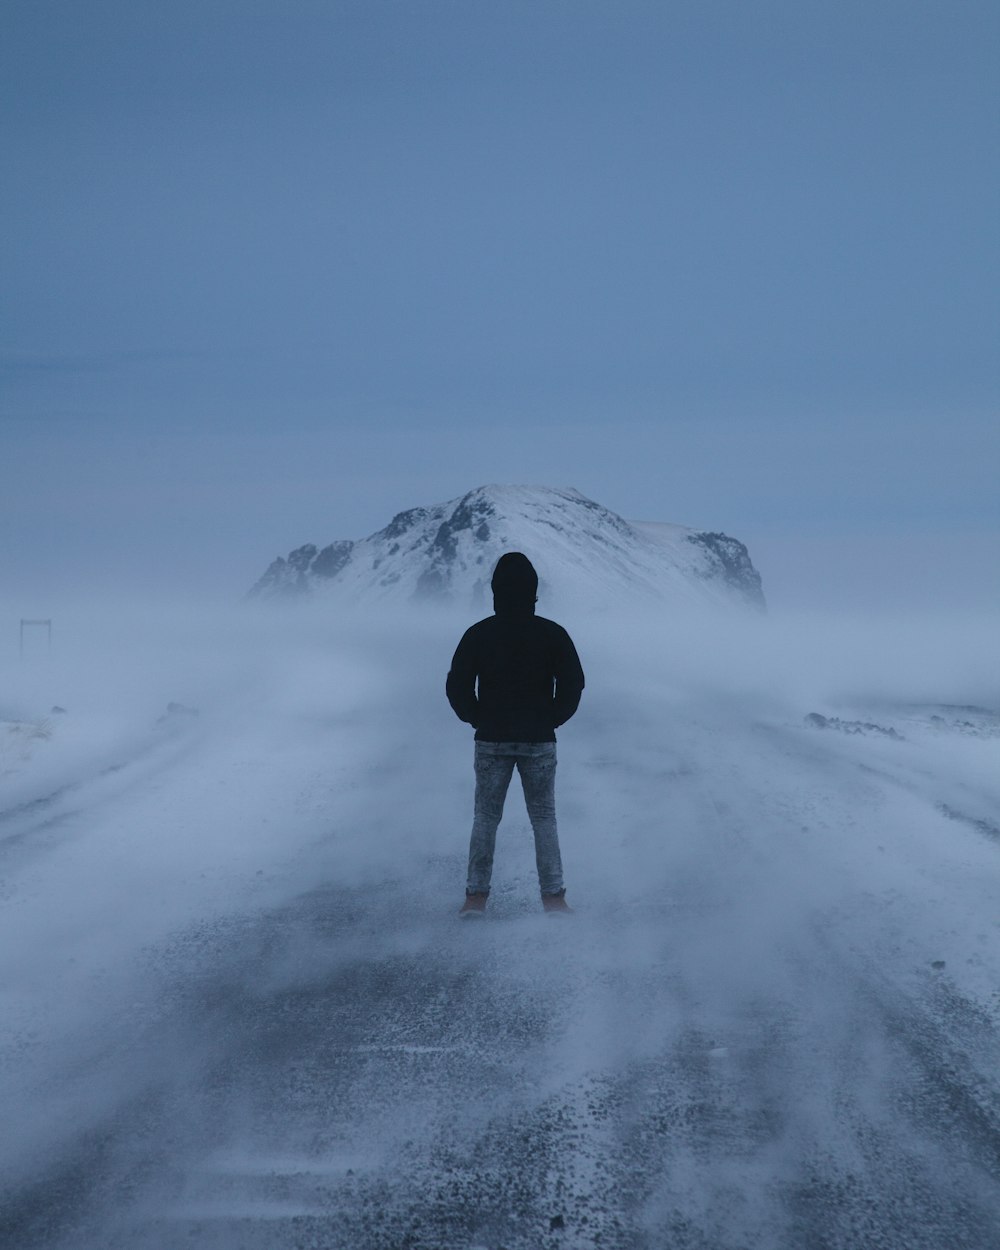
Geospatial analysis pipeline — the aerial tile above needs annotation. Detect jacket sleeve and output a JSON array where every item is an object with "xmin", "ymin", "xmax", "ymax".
[
  {"xmin": 552, "ymin": 628, "xmax": 585, "ymax": 728},
  {"xmin": 446, "ymin": 628, "xmax": 480, "ymax": 727}
]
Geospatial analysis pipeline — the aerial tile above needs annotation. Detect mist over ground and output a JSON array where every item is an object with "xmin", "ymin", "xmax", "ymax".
[{"xmin": 2, "ymin": 594, "xmax": 998, "ymax": 1248}]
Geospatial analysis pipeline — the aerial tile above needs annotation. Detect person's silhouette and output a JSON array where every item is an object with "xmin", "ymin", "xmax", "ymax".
[{"xmin": 446, "ymin": 552, "xmax": 585, "ymax": 915}]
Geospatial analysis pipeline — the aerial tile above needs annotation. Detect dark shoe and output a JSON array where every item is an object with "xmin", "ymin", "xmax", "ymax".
[
  {"xmin": 459, "ymin": 892, "xmax": 488, "ymax": 917},
  {"xmin": 542, "ymin": 891, "xmax": 572, "ymax": 914}
]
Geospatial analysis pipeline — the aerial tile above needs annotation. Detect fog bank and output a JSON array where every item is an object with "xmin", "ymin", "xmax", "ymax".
[{"xmin": 2, "ymin": 594, "xmax": 998, "ymax": 1247}]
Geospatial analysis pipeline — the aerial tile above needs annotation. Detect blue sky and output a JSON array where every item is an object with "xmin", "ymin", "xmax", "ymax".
[{"xmin": 2, "ymin": 1, "xmax": 997, "ymax": 608}]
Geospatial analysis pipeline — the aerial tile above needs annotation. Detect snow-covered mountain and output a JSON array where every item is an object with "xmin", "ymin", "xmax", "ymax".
[{"xmin": 249, "ymin": 485, "xmax": 765, "ymax": 611}]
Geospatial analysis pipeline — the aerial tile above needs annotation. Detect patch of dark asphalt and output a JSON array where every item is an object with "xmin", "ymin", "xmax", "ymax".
[{"xmin": 9, "ymin": 875, "xmax": 1000, "ymax": 1250}]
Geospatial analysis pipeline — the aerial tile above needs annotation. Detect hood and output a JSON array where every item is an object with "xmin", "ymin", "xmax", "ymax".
[{"xmin": 491, "ymin": 551, "xmax": 538, "ymax": 616}]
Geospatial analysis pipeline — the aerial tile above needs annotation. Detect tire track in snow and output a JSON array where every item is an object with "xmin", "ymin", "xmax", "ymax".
[{"xmin": 0, "ymin": 726, "xmax": 208, "ymax": 873}]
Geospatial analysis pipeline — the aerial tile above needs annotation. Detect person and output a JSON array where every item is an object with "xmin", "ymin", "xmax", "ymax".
[{"xmin": 446, "ymin": 552, "xmax": 585, "ymax": 916}]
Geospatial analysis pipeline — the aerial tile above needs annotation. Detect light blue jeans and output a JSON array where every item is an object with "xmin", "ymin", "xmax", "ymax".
[{"xmin": 466, "ymin": 741, "xmax": 564, "ymax": 896}]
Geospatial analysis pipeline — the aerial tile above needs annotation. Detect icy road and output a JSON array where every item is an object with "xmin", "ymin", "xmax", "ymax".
[{"xmin": 2, "ymin": 604, "xmax": 999, "ymax": 1249}]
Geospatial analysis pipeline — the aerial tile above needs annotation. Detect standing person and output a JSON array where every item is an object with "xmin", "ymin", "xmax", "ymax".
[{"xmin": 446, "ymin": 552, "xmax": 585, "ymax": 915}]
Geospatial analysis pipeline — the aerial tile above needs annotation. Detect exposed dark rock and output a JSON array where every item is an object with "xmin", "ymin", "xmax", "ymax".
[
  {"xmin": 922, "ymin": 705, "xmax": 1000, "ymax": 738},
  {"xmin": 248, "ymin": 543, "xmax": 327, "ymax": 597},
  {"xmin": 408, "ymin": 492, "xmax": 500, "ymax": 600},
  {"xmin": 312, "ymin": 540, "xmax": 353, "ymax": 580},
  {"xmin": 157, "ymin": 703, "xmax": 199, "ymax": 726},
  {"xmin": 805, "ymin": 712, "xmax": 903, "ymax": 740},
  {"xmin": 287, "ymin": 544, "xmax": 317, "ymax": 573},
  {"xmin": 380, "ymin": 506, "xmax": 432, "ymax": 542},
  {"xmin": 688, "ymin": 532, "xmax": 765, "ymax": 609},
  {"xmin": 432, "ymin": 493, "xmax": 496, "ymax": 563},
  {"xmin": 247, "ymin": 555, "xmax": 295, "ymax": 598}
]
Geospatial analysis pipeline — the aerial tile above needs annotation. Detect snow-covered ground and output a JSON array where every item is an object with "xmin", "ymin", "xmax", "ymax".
[{"xmin": 1, "ymin": 598, "xmax": 999, "ymax": 1249}]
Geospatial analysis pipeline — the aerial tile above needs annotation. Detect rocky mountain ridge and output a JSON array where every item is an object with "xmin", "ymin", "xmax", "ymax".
[{"xmin": 249, "ymin": 485, "xmax": 765, "ymax": 611}]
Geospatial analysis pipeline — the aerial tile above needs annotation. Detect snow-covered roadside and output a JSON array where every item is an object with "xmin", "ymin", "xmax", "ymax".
[{"xmin": 0, "ymin": 602, "xmax": 395, "ymax": 1181}]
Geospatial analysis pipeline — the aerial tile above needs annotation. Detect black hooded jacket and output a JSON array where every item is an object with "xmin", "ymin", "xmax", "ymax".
[{"xmin": 446, "ymin": 553, "xmax": 585, "ymax": 743}]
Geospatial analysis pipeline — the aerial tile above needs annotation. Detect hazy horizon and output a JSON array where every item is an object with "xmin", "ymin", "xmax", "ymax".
[{"xmin": 2, "ymin": 463, "xmax": 998, "ymax": 615}]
